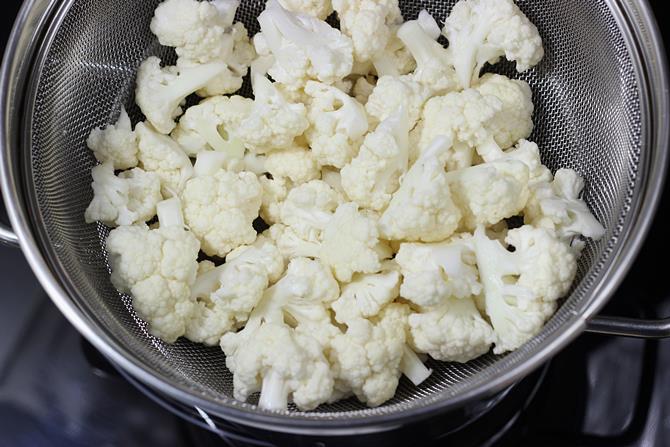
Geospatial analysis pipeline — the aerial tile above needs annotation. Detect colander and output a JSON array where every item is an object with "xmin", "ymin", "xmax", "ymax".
[{"xmin": 1, "ymin": 0, "xmax": 669, "ymax": 436}]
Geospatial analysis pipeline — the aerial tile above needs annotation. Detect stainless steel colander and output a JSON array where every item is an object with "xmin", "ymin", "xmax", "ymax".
[{"xmin": 1, "ymin": 0, "xmax": 669, "ymax": 436}]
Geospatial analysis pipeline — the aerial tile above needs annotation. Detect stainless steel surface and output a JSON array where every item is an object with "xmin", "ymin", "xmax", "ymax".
[
  {"xmin": 586, "ymin": 315, "xmax": 670, "ymax": 338},
  {"xmin": 0, "ymin": 223, "xmax": 18, "ymax": 247},
  {"xmin": 0, "ymin": 0, "xmax": 668, "ymax": 435}
]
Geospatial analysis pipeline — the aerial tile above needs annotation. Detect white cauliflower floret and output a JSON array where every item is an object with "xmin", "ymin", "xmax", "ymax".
[
  {"xmin": 445, "ymin": 158, "xmax": 530, "ymax": 231},
  {"xmin": 181, "ymin": 158, "xmax": 262, "ymax": 257},
  {"xmin": 443, "ymin": 0, "xmax": 544, "ymax": 88},
  {"xmin": 186, "ymin": 237, "xmax": 284, "ymax": 345},
  {"xmin": 370, "ymin": 32, "xmax": 416, "ymax": 78},
  {"xmin": 87, "ymin": 107, "xmax": 138, "ymax": 170},
  {"xmin": 395, "ymin": 236, "xmax": 481, "ymax": 308},
  {"xmin": 331, "ymin": 268, "xmax": 401, "ymax": 324},
  {"xmin": 85, "ymin": 162, "xmax": 162, "ymax": 227},
  {"xmin": 272, "ymin": 202, "xmax": 390, "ymax": 282},
  {"xmin": 329, "ymin": 303, "xmax": 411, "ymax": 407},
  {"xmin": 257, "ymin": 0, "xmax": 353, "ymax": 88},
  {"xmin": 134, "ymin": 57, "xmax": 228, "ymax": 134},
  {"xmin": 525, "ymin": 168, "xmax": 606, "ymax": 243},
  {"xmin": 333, "ymin": 0, "xmax": 403, "ymax": 64},
  {"xmin": 264, "ymin": 145, "xmax": 320, "ymax": 184},
  {"xmin": 279, "ymin": 180, "xmax": 342, "ymax": 240},
  {"xmin": 151, "ymin": 0, "xmax": 255, "ymax": 97},
  {"xmin": 277, "ymin": 0, "xmax": 333, "ymax": 19},
  {"xmin": 408, "ymin": 296, "xmax": 494, "ymax": 362},
  {"xmin": 221, "ymin": 258, "xmax": 339, "ymax": 410},
  {"xmin": 365, "ymin": 75, "xmax": 432, "ymax": 128},
  {"xmin": 352, "ymin": 76, "xmax": 376, "ymax": 104},
  {"xmin": 341, "ymin": 110, "xmax": 409, "ymax": 211},
  {"xmin": 472, "ymin": 225, "xmax": 575, "ymax": 354},
  {"xmin": 304, "ymin": 80, "xmax": 369, "ymax": 168},
  {"xmin": 171, "ymin": 95, "xmax": 252, "ymax": 158},
  {"xmin": 106, "ymin": 198, "xmax": 200, "ymax": 342},
  {"xmin": 379, "ymin": 136, "xmax": 462, "ymax": 242},
  {"xmin": 236, "ymin": 74, "xmax": 310, "ymax": 153},
  {"xmin": 397, "ymin": 11, "xmax": 458, "ymax": 93},
  {"xmin": 259, "ymin": 176, "xmax": 291, "ymax": 225},
  {"xmin": 135, "ymin": 122, "xmax": 193, "ymax": 196}
]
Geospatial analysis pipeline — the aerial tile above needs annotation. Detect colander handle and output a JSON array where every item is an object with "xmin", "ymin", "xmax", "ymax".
[
  {"xmin": 0, "ymin": 223, "xmax": 18, "ymax": 247},
  {"xmin": 586, "ymin": 316, "xmax": 670, "ymax": 338}
]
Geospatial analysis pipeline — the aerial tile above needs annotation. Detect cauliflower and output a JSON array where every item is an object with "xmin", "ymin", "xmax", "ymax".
[
  {"xmin": 151, "ymin": 0, "xmax": 255, "ymax": 97},
  {"xmin": 86, "ymin": 107, "xmax": 138, "ymax": 170},
  {"xmin": 277, "ymin": 0, "xmax": 333, "ymax": 19},
  {"xmin": 85, "ymin": 162, "xmax": 162, "ymax": 227},
  {"xmin": 472, "ymin": 225, "xmax": 576, "ymax": 353},
  {"xmin": 443, "ymin": 0, "xmax": 544, "ymax": 88},
  {"xmin": 106, "ymin": 198, "xmax": 200, "ymax": 342},
  {"xmin": 352, "ymin": 76, "xmax": 376, "ymax": 104},
  {"xmin": 445, "ymin": 158, "xmax": 530, "ymax": 231},
  {"xmin": 371, "ymin": 32, "xmax": 416, "ymax": 78},
  {"xmin": 186, "ymin": 237, "xmax": 284, "ymax": 345},
  {"xmin": 257, "ymin": 0, "xmax": 353, "ymax": 88},
  {"xmin": 365, "ymin": 75, "xmax": 432, "ymax": 128},
  {"xmin": 134, "ymin": 57, "xmax": 228, "ymax": 134},
  {"xmin": 332, "ymin": 0, "xmax": 403, "ymax": 64},
  {"xmin": 259, "ymin": 176, "xmax": 291, "ymax": 225},
  {"xmin": 379, "ymin": 136, "xmax": 462, "ymax": 242},
  {"xmin": 220, "ymin": 258, "xmax": 339, "ymax": 410},
  {"xmin": 235, "ymin": 74, "xmax": 310, "ymax": 153},
  {"xmin": 181, "ymin": 155, "xmax": 262, "ymax": 257},
  {"xmin": 272, "ymin": 202, "xmax": 390, "ymax": 282},
  {"xmin": 412, "ymin": 75, "xmax": 533, "ymax": 170},
  {"xmin": 329, "ymin": 303, "xmax": 410, "ymax": 407},
  {"xmin": 135, "ymin": 122, "xmax": 194, "ymax": 196},
  {"xmin": 171, "ymin": 95, "xmax": 252, "ymax": 158},
  {"xmin": 341, "ymin": 109, "xmax": 410, "ymax": 211},
  {"xmin": 408, "ymin": 296, "xmax": 495, "ymax": 362},
  {"xmin": 397, "ymin": 11, "xmax": 458, "ymax": 93},
  {"xmin": 264, "ymin": 145, "xmax": 320, "ymax": 184},
  {"xmin": 395, "ymin": 236, "xmax": 481, "ymax": 308},
  {"xmin": 525, "ymin": 168, "xmax": 606, "ymax": 243},
  {"xmin": 331, "ymin": 267, "xmax": 401, "ymax": 324},
  {"xmin": 304, "ymin": 80, "xmax": 369, "ymax": 168},
  {"xmin": 279, "ymin": 180, "xmax": 343, "ymax": 240}
]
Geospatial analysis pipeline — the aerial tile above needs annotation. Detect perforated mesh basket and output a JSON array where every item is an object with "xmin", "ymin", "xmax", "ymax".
[{"xmin": 1, "ymin": 0, "xmax": 668, "ymax": 435}]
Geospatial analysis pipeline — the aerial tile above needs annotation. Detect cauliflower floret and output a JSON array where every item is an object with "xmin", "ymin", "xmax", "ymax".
[
  {"xmin": 352, "ymin": 76, "xmax": 376, "ymax": 104},
  {"xmin": 370, "ymin": 32, "xmax": 416, "ymax": 78},
  {"xmin": 264, "ymin": 145, "xmax": 320, "ymax": 184},
  {"xmin": 277, "ymin": 0, "xmax": 333, "ymax": 19},
  {"xmin": 329, "ymin": 303, "xmax": 410, "ymax": 407},
  {"xmin": 151, "ymin": 0, "xmax": 255, "ymax": 97},
  {"xmin": 333, "ymin": 0, "xmax": 403, "ymax": 64},
  {"xmin": 257, "ymin": 0, "xmax": 353, "ymax": 88},
  {"xmin": 181, "ymin": 158, "xmax": 262, "ymax": 257},
  {"xmin": 341, "ymin": 109, "xmax": 409, "ymax": 211},
  {"xmin": 379, "ymin": 136, "xmax": 462, "ymax": 242},
  {"xmin": 472, "ymin": 225, "xmax": 575, "ymax": 354},
  {"xmin": 443, "ymin": 0, "xmax": 544, "ymax": 88},
  {"xmin": 525, "ymin": 168, "xmax": 606, "ymax": 244},
  {"xmin": 304, "ymin": 81, "xmax": 369, "ymax": 168},
  {"xmin": 395, "ymin": 236, "xmax": 481, "ymax": 308},
  {"xmin": 271, "ymin": 202, "xmax": 390, "ymax": 282},
  {"xmin": 186, "ymin": 237, "xmax": 284, "ymax": 345},
  {"xmin": 408, "ymin": 296, "xmax": 494, "ymax": 362},
  {"xmin": 365, "ymin": 75, "xmax": 432, "ymax": 128},
  {"xmin": 445, "ymin": 158, "xmax": 530, "ymax": 231},
  {"xmin": 171, "ymin": 95, "xmax": 252, "ymax": 158},
  {"xmin": 85, "ymin": 162, "xmax": 162, "ymax": 227},
  {"xmin": 397, "ymin": 11, "xmax": 458, "ymax": 93},
  {"xmin": 106, "ymin": 198, "xmax": 200, "ymax": 342},
  {"xmin": 259, "ymin": 176, "xmax": 291, "ymax": 225},
  {"xmin": 331, "ymin": 267, "xmax": 401, "ymax": 324},
  {"xmin": 279, "ymin": 180, "xmax": 343, "ymax": 240},
  {"xmin": 235, "ymin": 74, "xmax": 310, "ymax": 153},
  {"xmin": 135, "ymin": 122, "xmax": 193, "ymax": 196},
  {"xmin": 86, "ymin": 107, "xmax": 138, "ymax": 170},
  {"xmin": 221, "ymin": 257, "xmax": 339, "ymax": 410},
  {"xmin": 134, "ymin": 57, "xmax": 228, "ymax": 134}
]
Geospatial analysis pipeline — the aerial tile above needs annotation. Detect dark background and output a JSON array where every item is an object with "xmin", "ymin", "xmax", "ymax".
[{"xmin": 0, "ymin": 1, "xmax": 669, "ymax": 446}]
